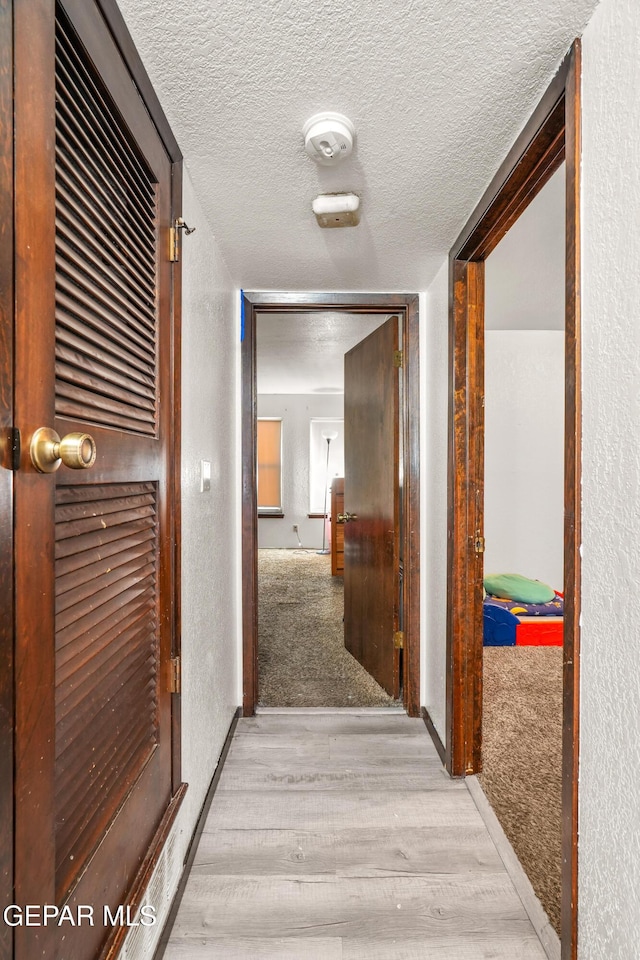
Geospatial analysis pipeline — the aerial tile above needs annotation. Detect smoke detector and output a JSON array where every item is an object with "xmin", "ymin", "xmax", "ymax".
[
  {"xmin": 303, "ymin": 112, "xmax": 355, "ymax": 166},
  {"xmin": 312, "ymin": 193, "xmax": 360, "ymax": 228}
]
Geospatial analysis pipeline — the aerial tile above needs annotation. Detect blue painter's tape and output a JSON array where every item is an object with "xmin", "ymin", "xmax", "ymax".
[{"xmin": 240, "ymin": 289, "xmax": 245, "ymax": 342}]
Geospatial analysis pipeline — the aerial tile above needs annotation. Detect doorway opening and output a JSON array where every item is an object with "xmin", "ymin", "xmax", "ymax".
[
  {"xmin": 242, "ymin": 294, "xmax": 420, "ymax": 718},
  {"xmin": 480, "ymin": 162, "xmax": 566, "ymax": 935},
  {"xmin": 255, "ymin": 311, "xmax": 401, "ymax": 709},
  {"xmin": 445, "ymin": 42, "xmax": 581, "ymax": 959}
]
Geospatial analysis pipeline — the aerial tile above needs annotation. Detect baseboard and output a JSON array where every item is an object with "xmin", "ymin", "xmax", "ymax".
[
  {"xmin": 421, "ymin": 707, "xmax": 447, "ymax": 765},
  {"xmin": 257, "ymin": 706, "xmax": 406, "ymax": 715},
  {"xmin": 150, "ymin": 707, "xmax": 241, "ymax": 960},
  {"xmin": 466, "ymin": 775, "xmax": 561, "ymax": 960}
]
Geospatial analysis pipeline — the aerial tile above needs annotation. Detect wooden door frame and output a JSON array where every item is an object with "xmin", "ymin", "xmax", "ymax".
[
  {"xmin": 445, "ymin": 42, "xmax": 581, "ymax": 959},
  {"xmin": 241, "ymin": 292, "xmax": 420, "ymax": 717}
]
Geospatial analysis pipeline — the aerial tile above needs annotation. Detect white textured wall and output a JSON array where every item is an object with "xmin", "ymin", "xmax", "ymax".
[
  {"xmin": 580, "ymin": 1, "xmax": 640, "ymax": 954},
  {"xmin": 484, "ymin": 331, "xmax": 565, "ymax": 590},
  {"xmin": 422, "ymin": 267, "xmax": 449, "ymax": 738},
  {"xmin": 257, "ymin": 394, "xmax": 344, "ymax": 549},
  {"xmin": 179, "ymin": 166, "xmax": 240, "ymax": 831},
  {"xmin": 128, "ymin": 167, "xmax": 241, "ymax": 959}
]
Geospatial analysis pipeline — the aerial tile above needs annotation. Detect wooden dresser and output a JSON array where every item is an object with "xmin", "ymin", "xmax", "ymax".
[{"xmin": 330, "ymin": 478, "xmax": 344, "ymax": 576}]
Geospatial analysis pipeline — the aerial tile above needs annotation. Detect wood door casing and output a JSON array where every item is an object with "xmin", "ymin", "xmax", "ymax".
[
  {"xmin": 241, "ymin": 293, "xmax": 420, "ymax": 718},
  {"xmin": 343, "ymin": 317, "xmax": 400, "ymax": 698},
  {"xmin": 13, "ymin": 2, "xmax": 180, "ymax": 958},
  {"xmin": 446, "ymin": 41, "xmax": 582, "ymax": 960}
]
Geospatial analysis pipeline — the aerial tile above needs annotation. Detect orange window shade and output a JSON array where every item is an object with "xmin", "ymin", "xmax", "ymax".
[{"xmin": 257, "ymin": 419, "xmax": 282, "ymax": 510}]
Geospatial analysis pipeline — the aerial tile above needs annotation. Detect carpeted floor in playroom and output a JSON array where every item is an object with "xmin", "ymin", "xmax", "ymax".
[
  {"xmin": 257, "ymin": 548, "xmax": 397, "ymax": 708},
  {"xmin": 479, "ymin": 645, "xmax": 563, "ymax": 936}
]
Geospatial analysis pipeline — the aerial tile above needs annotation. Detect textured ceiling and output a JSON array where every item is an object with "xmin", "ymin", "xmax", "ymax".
[
  {"xmin": 257, "ymin": 312, "xmax": 385, "ymax": 394},
  {"xmin": 485, "ymin": 164, "xmax": 565, "ymax": 330},
  {"xmin": 118, "ymin": 0, "xmax": 599, "ymax": 292}
]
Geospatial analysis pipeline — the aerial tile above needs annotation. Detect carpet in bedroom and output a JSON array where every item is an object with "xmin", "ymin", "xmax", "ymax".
[
  {"xmin": 479, "ymin": 645, "xmax": 563, "ymax": 935},
  {"xmin": 258, "ymin": 548, "xmax": 397, "ymax": 708}
]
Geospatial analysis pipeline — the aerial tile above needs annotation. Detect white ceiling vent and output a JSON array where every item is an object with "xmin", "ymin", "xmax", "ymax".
[
  {"xmin": 303, "ymin": 112, "xmax": 355, "ymax": 166},
  {"xmin": 312, "ymin": 193, "xmax": 360, "ymax": 228}
]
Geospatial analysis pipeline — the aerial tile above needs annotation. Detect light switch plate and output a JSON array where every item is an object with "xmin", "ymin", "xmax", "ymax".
[{"xmin": 200, "ymin": 460, "xmax": 211, "ymax": 493}]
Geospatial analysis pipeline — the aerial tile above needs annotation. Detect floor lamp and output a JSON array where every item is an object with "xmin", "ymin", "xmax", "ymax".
[{"xmin": 317, "ymin": 429, "xmax": 338, "ymax": 555}]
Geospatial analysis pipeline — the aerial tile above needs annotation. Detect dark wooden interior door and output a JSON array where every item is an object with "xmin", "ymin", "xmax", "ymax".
[
  {"xmin": 343, "ymin": 317, "xmax": 400, "ymax": 697},
  {"xmin": 14, "ymin": 2, "xmax": 176, "ymax": 957}
]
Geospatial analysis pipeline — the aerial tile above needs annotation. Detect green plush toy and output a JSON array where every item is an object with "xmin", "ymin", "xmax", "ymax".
[{"xmin": 483, "ymin": 573, "xmax": 556, "ymax": 604}]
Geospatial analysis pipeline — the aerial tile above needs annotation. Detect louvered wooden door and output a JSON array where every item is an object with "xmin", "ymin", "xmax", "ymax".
[{"xmin": 14, "ymin": 2, "xmax": 178, "ymax": 958}]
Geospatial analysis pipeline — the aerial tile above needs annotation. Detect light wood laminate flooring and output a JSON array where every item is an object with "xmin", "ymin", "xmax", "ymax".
[{"xmin": 164, "ymin": 713, "xmax": 549, "ymax": 959}]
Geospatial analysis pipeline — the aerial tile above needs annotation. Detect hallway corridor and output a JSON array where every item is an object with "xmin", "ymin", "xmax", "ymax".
[{"xmin": 162, "ymin": 713, "xmax": 551, "ymax": 959}]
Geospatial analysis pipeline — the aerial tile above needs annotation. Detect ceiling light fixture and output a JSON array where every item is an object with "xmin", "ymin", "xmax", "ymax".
[{"xmin": 303, "ymin": 111, "xmax": 355, "ymax": 166}]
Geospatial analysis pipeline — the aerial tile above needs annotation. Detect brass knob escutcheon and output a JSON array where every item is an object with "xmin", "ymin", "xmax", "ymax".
[{"xmin": 30, "ymin": 428, "xmax": 97, "ymax": 473}]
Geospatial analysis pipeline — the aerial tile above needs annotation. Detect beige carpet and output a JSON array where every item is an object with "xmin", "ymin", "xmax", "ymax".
[
  {"xmin": 479, "ymin": 645, "xmax": 563, "ymax": 935},
  {"xmin": 258, "ymin": 549, "xmax": 397, "ymax": 708}
]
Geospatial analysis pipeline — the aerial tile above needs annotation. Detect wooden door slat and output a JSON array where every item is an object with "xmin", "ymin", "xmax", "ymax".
[
  {"xmin": 55, "ymin": 717, "xmax": 157, "ymax": 899},
  {"xmin": 56, "ymin": 337, "xmax": 156, "ymax": 400},
  {"xmin": 55, "ymin": 594, "xmax": 156, "ymax": 677},
  {"xmin": 56, "ymin": 563, "xmax": 156, "ymax": 634},
  {"xmin": 56, "ymin": 504, "xmax": 156, "ymax": 541},
  {"xmin": 56, "ymin": 276, "xmax": 156, "ymax": 359},
  {"xmin": 56, "ymin": 480, "xmax": 155, "ymax": 504},
  {"xmin": 54, "ymin": 151, "xmax": 155, "ymax": 280},
  {"xmin": 55, "ymin": 257, "xmax": 155, "ymax": 377},
  {"xmin": 55, "ymin": 375, "xmax": 156, "ymax": 426},
  {"xmin": 56, "ymin": 210, "xmax": 156, "ymax": 310},
  {"xmin": 54, "ymin": 164, "xmax": 155, "ymax": 297},
  {"xmin": 56, "ymin": 582, "xmax": 155, "ymax": 654},
  {"xmin": 56, "ymin": 295, "xmax": 154, "ymax": 379},
  {"xmin": 56, "ymin": 214, "xmax": 156, "ymax": 319},
  {"xmin": 55, "ymin": 516, "xmax": 155, "ymax": 560},
  {"xmin": 56, "ymin": 619, "xmax": 155, "ymax": 722},
  {"xmin": 56, "ymin": 681, "xmax": 156, "ymax": 823},
  {"xmin": 56, "ymin": 491, "xmax": 155, "ymax": 523},
  {"xmin": 55, "ymin": 96, "xmax": 156, "ymax": 239},
  {"xmin": 56, "ymin": 305, "xmax": 155, "ymax": 384},
  {"xmin": 56, "ymin": 552, "xmax": 155, "ymax": 615},
  {"xmin": 55, "ymin": 29, "xmax": 157, "ymax": 208},
  {"xmin": 55, "ymin": 153, "xmax": 155, "ymax": 275},
  {"xmin": 56, "ymin": 647, "xmax": 155, "ymax": 758},
  {"xmin": 57, "ymin": 238, "xmax": 155, "ymax": 334},
  {"xmin": 56, "ymin": 252, "xmax": 155, "ymax": 358},
  {"xmin": 56, "ymin": 398, "xmax": 157, "ymax": 434},
  {"xmin": 55, "ymin": 716, "xmax": 156, "ymax": 896},
  {"xmin": 55, "ymin": 100, "xmax": 156, "ymax": 238},
  {"xmin": 56, "ymin": 534, "xmax": 156, "ymax": 596}
]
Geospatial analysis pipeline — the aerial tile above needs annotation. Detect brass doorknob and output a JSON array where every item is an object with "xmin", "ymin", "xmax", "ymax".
[
  {"xmin": 337, "ymin": 512, "xmax": 358, "ymax": 523},
  {"xmin": 30, "ymin": 427, "xmax": 97, "ymax": 473}
]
